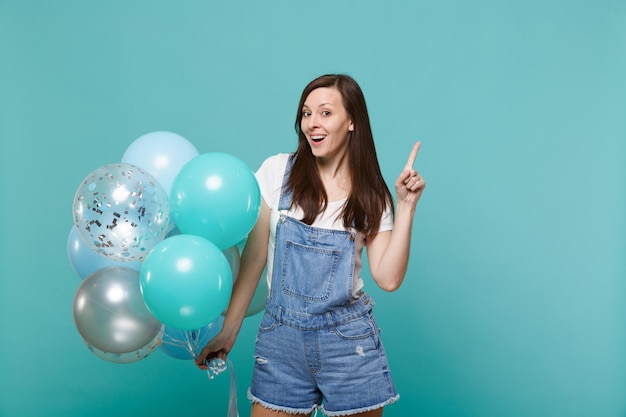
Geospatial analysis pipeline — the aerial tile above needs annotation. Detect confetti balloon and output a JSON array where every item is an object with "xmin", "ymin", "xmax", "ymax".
[
  {"xmin": 73, "ymin": 267, "xmax": 164, "ymax": 356},
  {"xmin": 73, "ymin": 163, "xmax": 170, "ymax": 262},
  {"xmin": 81, "ymin": 327, "xmax": 164, "ymax": 364}
]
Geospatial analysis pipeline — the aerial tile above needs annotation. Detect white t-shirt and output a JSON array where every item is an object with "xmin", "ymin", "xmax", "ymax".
[{"xmin": 255, "ymin": 153, "xmax": 394, "ymax": 298}]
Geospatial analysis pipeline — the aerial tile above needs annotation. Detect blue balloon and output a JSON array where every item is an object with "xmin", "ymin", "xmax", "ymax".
[
  {"xmin": 170, "ymin": 152, "xmax": 261, "ymax": 250},
  {"xmin": 160, "ymin": 316, "xmax": 224, "ymax": 360},
  {"xmin": 67, "ymin": 226, "xmax": 142, "ymax": 279},
  {"xmin": 122, "ymin": 131, "xmax": 199, "ymax": 196},
  {"xmin": 140, "ymin": 234, "xmax": 233, "ymax": 330}
]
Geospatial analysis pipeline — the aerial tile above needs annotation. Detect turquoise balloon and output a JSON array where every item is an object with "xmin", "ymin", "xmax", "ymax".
[
  {"xmin": 170, "ymin": 152, "xmax": 261, "ymax": 249},
  {"xmin": 140, "ymin": 235, "xmax": 233, "ymax": 330}
]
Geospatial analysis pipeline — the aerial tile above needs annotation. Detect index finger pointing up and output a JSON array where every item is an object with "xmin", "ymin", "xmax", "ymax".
[{"xmin": 405, "ymin": 141, "xmax": 421, "ymax": 170}]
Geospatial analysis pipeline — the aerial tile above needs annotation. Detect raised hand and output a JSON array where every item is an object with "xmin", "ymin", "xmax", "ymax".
[{"xmin": 395, "ymin": 141, "xmax": 426, "ymax": 206}]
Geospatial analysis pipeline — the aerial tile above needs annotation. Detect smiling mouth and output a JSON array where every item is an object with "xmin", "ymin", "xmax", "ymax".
[{"xmin": 311, "ymin": 135, "xmax": 325, "ymax": 143}]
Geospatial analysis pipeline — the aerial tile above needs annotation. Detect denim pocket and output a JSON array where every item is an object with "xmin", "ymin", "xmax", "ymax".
[
  {"xmin": 258, "ymin": 313, "xmax": 279, "ymax": 333},
  {"xmin": 280, "ymin": 240, "xmax": 340, "ymax": 302},
  {"xmin": 333, "ymin": 314, "xmax": 376, "ymax": 341}
]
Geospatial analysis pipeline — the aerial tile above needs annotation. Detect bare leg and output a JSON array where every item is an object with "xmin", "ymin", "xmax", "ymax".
[
  {"xmin": 250, "ymin": 403, "xmax": 312, "ymax": 417},
  {"xmin": 251, "ymin": 403, "xmax": 384, "ymax": 417},
  {"xmin": 351, "ymin": 409, "xmax": 384, "ymax": 417}
]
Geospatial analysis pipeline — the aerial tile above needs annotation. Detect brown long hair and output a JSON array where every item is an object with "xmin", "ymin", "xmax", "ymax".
[{"xmin": 287, "ymin": 74, "xmax": 393, "ymax": 235}]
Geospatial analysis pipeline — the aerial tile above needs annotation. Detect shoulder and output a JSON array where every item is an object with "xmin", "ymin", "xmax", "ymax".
[
  {"xmin": 255, "ymin": 153, "xmax": 292, "ymax": 178},
  {"xmin": 255, "ymin": 153, "xmax": 292, "ymax": 209}
]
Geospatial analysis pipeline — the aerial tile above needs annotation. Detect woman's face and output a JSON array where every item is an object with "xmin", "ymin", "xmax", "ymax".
[{"xmin": 301, "ymin": 87, "xmax": 354, "ymax": 160}]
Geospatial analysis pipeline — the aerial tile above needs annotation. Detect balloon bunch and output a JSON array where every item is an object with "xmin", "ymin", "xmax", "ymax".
[{"xmin": 68, "ymin": 131, "xmax": 264, "ymax": 364}]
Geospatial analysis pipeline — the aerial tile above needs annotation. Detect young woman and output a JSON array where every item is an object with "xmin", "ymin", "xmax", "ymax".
[{"xmin": 196, "ymin": 74, "xmax": 426, "ymax": 417}]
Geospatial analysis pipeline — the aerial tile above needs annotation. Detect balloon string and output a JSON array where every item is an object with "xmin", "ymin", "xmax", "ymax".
[
  {"xmin": 227, "ymin": 359, "xmax": 238, "ymax": 417},
  {"xmin": 204, "ymin": 358, "xmax": 239, "ymax": 417},
  {"xmin": 184, "ymin": 329, "xmax": 200, "ymax": 356},
  {"xmin": 162, "ymin": 329, "xmax": 202, "ymax": 357}
]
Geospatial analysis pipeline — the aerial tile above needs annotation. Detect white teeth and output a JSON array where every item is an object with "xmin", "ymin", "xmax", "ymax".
[{"xmin": 311, "ymin": 136, "xmax": 325, "ymax": 140}]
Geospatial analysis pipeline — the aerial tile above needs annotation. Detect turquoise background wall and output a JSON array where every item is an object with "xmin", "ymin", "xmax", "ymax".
[{"xmin": 1, "ymin": 1, "xmax": 625, "ymax": 416}]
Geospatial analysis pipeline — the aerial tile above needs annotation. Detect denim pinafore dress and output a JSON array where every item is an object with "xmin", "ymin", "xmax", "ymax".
[{"xmin": 248, "ymin": 155, "xmax": 399, "ymax": 416}]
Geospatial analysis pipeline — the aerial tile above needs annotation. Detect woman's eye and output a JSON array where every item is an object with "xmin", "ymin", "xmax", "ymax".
[
  {"xmin": 302, "ymin": 111, "xmax": 311, "ymax": 117},
  {"xmin": 322, "ymin": 111, "xmax": 331, "ymax": 116}
]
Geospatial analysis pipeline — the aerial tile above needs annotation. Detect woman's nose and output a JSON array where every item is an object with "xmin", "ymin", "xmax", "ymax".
[{"xmin": 308, "ymin": 114, "xmax": 320, "ymax": 128}]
